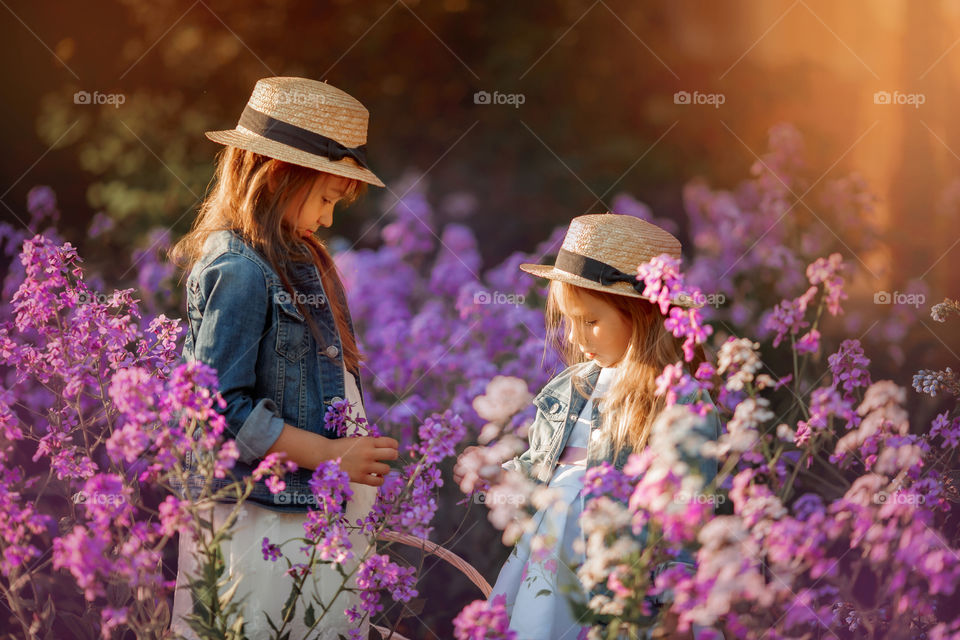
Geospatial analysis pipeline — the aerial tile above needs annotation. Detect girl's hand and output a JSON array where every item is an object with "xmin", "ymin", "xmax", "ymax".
[{"xmin": 327, "ymin": 435, "xmax": 399, "ymax": 487}]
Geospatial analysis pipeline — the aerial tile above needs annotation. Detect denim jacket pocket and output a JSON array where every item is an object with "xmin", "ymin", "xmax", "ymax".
[
  {"xmin": 530, "ymin": 390, "xmax": 567, "ymax": 451},
  {"xmin": 274, "ymin": 295, "xmax": 311, "ymax": 362}
]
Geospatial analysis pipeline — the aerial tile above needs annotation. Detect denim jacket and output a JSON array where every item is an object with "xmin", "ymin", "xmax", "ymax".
[
  {"xmin": 502, "ymin": 360, "xmax": 722, "ymax": 605},
  {"xmin": 178, "ymin": 229, "xmax": 363, "ymax": 512}
]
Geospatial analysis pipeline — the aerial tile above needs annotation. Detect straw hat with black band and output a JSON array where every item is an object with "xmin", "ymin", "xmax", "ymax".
[
  {"xmin": 205, "ymin": 76, "xmax": 385, "ymax": 188},
  {"xmin": 520, "ymin": 213, "xmax": 702, "ymax": 308}
]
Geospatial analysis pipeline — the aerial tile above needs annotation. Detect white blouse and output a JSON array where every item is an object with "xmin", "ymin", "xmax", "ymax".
[{"xmin": 559, "ymin": 365, "xmax": 618, "ymax": 465}]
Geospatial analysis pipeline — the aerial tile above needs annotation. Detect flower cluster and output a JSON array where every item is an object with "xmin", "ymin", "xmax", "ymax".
[
  {"xmin": 452, "ymin": 594, "xmax": 517, "ymax": 640},
  {"xmin": 355, "ymin": 553, "xmax": 418, "ymax": 617}
]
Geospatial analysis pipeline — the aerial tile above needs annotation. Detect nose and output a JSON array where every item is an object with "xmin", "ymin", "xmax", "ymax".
[{"xmin": 319, "ymin": 204, "xmax": 334, "ymax": 227}]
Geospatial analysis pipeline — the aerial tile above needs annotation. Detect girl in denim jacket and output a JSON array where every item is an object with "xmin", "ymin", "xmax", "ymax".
[
  {"xmin": 168, "ymin": 77, "xmax": 398, "ymax": 639},
  {"xmin": 455, "ymin": 214, "xmax": 720, "ymax": 640}
]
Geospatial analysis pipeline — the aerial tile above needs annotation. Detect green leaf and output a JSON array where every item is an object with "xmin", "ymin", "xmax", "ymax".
[{"xmin": 303, "ymin": 602, "xmax": 316, "ymax": 628}]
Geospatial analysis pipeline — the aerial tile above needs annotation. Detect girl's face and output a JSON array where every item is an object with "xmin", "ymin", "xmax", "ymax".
[
  {"xmin": 561, "ymin": 288, "xmax": 633, "ymax": 368},
  {"xmin": 283, "ymin": 173, "xmax": 352, "ymax": 237}
]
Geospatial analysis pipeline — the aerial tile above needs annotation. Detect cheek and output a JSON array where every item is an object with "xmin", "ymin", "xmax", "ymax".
[{"xmin": 609, "ymin": 318, "xmax": 632, "ymax": 352}]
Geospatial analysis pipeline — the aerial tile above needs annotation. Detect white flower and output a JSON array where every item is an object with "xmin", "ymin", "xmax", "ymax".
[
  {"xmin": 856, "ymin": 380, "xmax": 906, "ymax": 416},
  {"xmin": 477, "ymin": 422, "xmax": 501, "ymax": 444},
  {"xmin": 836, "ymin": 381, "xmax": 909, "ymax": 458},
  {"xmin": 579, "ymin": 496, "xmax": 632, "ymax": 538},
  {"xmin": 875, "ymin": 443, "xmax": 923, "ymax": 475},
  {"xmin": 456, "ymin": 434, "xmax": 526, "ymax": 494},
  {"xmin": 706, "ymin": 397, "xmax": 772, "ymax": 456},
  {"xmin": 649, "ymin": 404, "xmax": 714, "ymax": 472},
  {"xmin": 576, "ymin": 534, "xmax": 639, "ymax": 590},
  {"xmin": 472, "ymin": 375, "xmax": 533, "ymax": 424},
  {"xmin": 717, "ymin": 337, "xmax": 763, "ymax": 391},
  {"xmin": 776, "ymin": 423, "xmax": 795, "ymax": 441},
  {"xmin": 485, "ymin": 469, "xmax": 538, "ymax": 545}
]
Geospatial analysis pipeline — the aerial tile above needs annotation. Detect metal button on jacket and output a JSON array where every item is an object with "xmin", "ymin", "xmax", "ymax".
[{"xmin": 325, "ymin": 345, "xmax": 339, "ymax": 358}]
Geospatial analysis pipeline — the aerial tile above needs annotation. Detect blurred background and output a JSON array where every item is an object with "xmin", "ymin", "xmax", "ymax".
[{"xmin": 2, "ymin": 0, "xmax": 960, "ymax": 636}]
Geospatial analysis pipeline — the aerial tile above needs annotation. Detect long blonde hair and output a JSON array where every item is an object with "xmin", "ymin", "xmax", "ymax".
[
  {"xmin": 545, "ymin": 280, "xmax": 707, "ymax": 458},
  {"xmin": 168, "ymin": 145, "xmax": 367, "ymax": 371}
]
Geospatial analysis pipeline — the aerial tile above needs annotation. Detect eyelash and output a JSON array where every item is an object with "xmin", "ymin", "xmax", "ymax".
[{"xmin": 584, "ymin": 320, "xmax": 597, "ymax": 326}]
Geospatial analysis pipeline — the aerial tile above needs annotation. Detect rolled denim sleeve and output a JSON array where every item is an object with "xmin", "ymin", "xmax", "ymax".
[
  {"xmin": 190, "ymin": 252, "xmax": 286, "ymax": 465},
  {"xmin": 502, "ymin": 446, "xmax": 538, "ymax": 481}
]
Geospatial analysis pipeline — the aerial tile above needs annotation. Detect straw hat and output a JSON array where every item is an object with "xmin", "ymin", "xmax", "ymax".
[
  {"xmin": 520, "ymin": 213, "xmax": 702, "ymax": 308},
  {"xmin": 205, "ymin": 76, "xmax": 384, "ymax": 187}
]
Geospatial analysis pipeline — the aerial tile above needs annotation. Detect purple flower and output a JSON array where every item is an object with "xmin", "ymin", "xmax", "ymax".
[
  {"xmin": 929, "ymin": 412, "xmax": 960, "ymax": 448},
  {"xmin": 453, "ymin": 594, "xmax": 517, "ymax": 640},
  {"xmin": 308, "ymin": 459, "xmax": 353, "ymax": 514},
  {"xmin": 664, "ymin": 305, "xmax": 714, "ymax": 362},
  {"xmin": 52, "ymin": 526, "xmax": 109, "ymax": 601},
  {"xmin": 636, "ymin": 254, "xmax": 684, "ymax": 316},
  {"xmin": 262, "ymin": 536, "xmax": 282, "ymax": 562},
  {"xmin": 828, "ymin": 339, "xmax": 872, "ymax": 400},
  {"xmin": 654, "ymin": 361, "xmax": 701, "ymax": 407},
  {"xmin": 411, "ymin": 410, "xmax": 466, "ymax": 464},
  {"xmin": 763, "ymin": 286, "xmax": 816, "ymax": 348},
  {"xmin": 795, "ymin": 328, "xmax": 821, "ymax": 355},
  {"xmin": 355, "ymin": 553, "xmax": 417, "ymax": 616},
  {"xmin": 252, "ymin": 452, "xmax": 298, "ymax": 494},
  {"xmin": 583, "ymin": 461, "xmax": 633, "ymax": 501},
  {"xmin": 806, "ymin": 253, "xmax": 847, "ymax": 316},
  {"xmin": 157, "ymin": 495, "xmax": 190, "ymax": 537}
]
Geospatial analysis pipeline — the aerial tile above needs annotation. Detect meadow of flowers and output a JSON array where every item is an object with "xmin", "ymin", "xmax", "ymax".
[{"xmin": 0, "ymin": 124, "xmax": 957, "ymax": 639}]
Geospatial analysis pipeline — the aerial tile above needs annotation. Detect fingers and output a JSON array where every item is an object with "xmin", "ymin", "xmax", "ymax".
[
  {"xmin": 373, "ymin": 446, "xmax": 399, "ymax": 461},
  {"xmin": 351, "ymin": 471, "xmax": 385, "ymax": 487},
  {"xmin": 374, "ymin": 436, "xmax": 399, "ymax": 450},
  {"xmin": 369, "ymin": 462, "xmax": 392, "ymax": 476}
]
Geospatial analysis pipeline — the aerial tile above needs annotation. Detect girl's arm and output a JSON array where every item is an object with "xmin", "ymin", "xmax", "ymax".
[
  {"xmin": 266, "ymin": 425, "xmax": 398, "ymax": 487},
  {"xmin": 190, "ymin": 253, "xmax": 286, "ymax": 464},
  {"xmin": 190, "ymin": 253, "xmax": 398, "ymax": 485}
]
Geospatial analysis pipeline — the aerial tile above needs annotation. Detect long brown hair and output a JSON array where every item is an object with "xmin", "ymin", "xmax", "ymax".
[
  {"xmin": 545, "ymin": 280, "xmax": 707, "ymax": 458},
  {"xmin": 168, "ymin": 145, "xmax": 367, "ymax": 371}
]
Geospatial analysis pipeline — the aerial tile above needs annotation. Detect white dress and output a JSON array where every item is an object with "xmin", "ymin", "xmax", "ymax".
[
  {"xmin": 488, "ymin": 366, "xmax": 618, "ymax": 640},
  {"xmin": 171, "ymin": 365, "xmax": 378, "ymax": 640}
]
